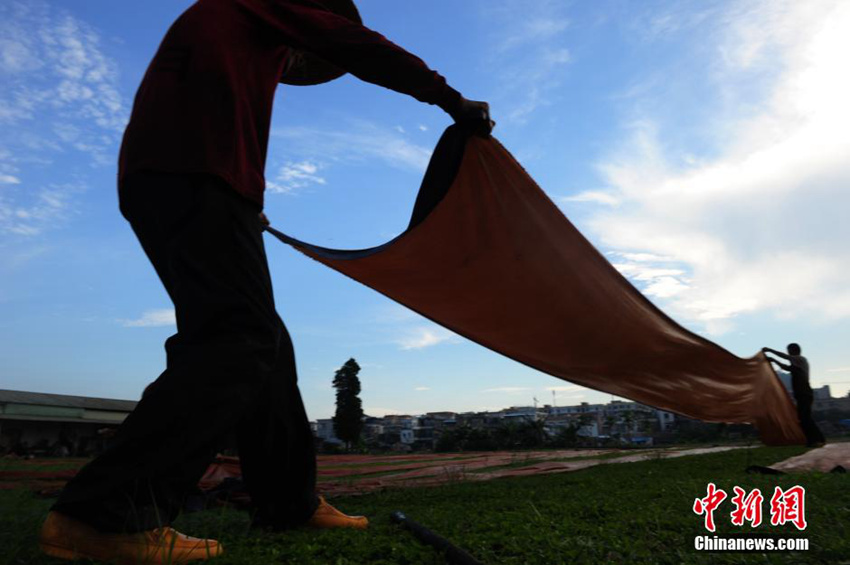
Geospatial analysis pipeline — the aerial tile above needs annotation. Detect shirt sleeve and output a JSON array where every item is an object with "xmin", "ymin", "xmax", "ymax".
[{"xmin": 235, "ymin": 0, "xmax": 462, "ymax": 114}]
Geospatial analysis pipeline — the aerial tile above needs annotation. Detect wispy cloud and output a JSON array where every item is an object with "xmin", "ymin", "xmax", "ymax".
[
  {"xmin": 628, "ymin": 2, "xmax": 720, "ymax": 44},
  {"xmin": 826, "ymin": 367, "xmax": 850, "ymax": 374},
  {"xmin": 483, "ymin": 0, "xmax": 573, "ymax": 124},
  {"xmin": 0, "ymin": 1, "xmax": 126, "ymax": 142},
  {"xmin": 573, "ymin": 0, "xmax": 850, "ymax": 333},
  {"xmin": 0, "ymin": 1, "xmax": 125, "ymax": 240},
  {"xmin": 121, "ymin": 309, "xmax": 176, "ymax": 328},
  {"xmin": 271, "ymin": 120, "xmax": 432, "ymax": 174},
  {"xmin": 414, "ymin": 386, "xmax": 431, "ymax": 391},
  {"xmin": 367, "ymin": 304, "xmax": 460, "ymax": 351},
  {"xmin": 499, "ymin": 16, "xmax": 570, "ymax": 52},
  {"xmin": 0, "ymin": 182, "xmax": 81, "ymax": 236}
]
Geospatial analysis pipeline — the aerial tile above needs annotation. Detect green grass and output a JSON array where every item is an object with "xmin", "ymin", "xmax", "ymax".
[{"xmin": 2, "ymin": 445, "xmax": 849, "ymax": 564}]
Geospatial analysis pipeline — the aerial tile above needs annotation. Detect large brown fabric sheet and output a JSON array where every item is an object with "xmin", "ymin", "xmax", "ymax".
[{"xmin": 266, "ymin": 126, "xmax": 805, "ymax": 446}]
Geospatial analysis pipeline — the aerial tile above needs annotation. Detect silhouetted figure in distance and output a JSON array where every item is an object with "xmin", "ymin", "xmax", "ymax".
[{"xmin": 763, "ymin": 343, "xmax": 825, "ymax": 447}]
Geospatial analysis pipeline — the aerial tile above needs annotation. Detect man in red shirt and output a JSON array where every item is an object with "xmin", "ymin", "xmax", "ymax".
[{"xmin": 40, "ymin": 1, "xmax": 492, "ymax": 562}]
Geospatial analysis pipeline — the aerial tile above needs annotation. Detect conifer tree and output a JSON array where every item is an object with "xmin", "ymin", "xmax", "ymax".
[{"xmin": 332, "ymin": 358, "xmax": 364, "ymax": 450}]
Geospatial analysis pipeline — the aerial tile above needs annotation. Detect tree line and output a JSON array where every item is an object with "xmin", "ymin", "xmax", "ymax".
[{"xmin": 435, "ymin": 420, "xmax": 583, "ymax": 452}]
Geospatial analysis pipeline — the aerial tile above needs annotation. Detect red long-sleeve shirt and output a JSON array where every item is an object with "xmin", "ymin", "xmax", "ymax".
[{"xmin": 118, "ymin": 0, "xmax": 461, "ymax": 207}]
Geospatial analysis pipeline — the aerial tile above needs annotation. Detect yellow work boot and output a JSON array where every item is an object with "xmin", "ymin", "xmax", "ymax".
[
  {"xmin": 40, "ymin": 511, "xmax": 223, "ymax": 564},
  {"xmin": 306, "ymin": 496, "xmax": 368, "ymax": 530}
]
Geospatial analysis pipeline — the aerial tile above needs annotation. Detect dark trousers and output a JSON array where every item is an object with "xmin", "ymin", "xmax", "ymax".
[
  {"xmin": 53, "ymin": 172, "xmax": 318, "ymax": 532},
  {"xmin": 795, "ymin": 394, "xmax": 825, "ymax": 446}
]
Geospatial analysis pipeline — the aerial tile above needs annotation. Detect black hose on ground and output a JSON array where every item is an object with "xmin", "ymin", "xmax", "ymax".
[{"xmin": 390, "ymin": 511, "xmax": 485, "ymax": 565}]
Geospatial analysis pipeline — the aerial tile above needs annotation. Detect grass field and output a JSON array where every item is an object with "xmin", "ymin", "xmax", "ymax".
[{"xmin": 2, "ymin": 445, "xmax": 848, "ymax": 564}]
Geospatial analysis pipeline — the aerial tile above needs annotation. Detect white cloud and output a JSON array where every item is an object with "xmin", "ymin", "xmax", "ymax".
[
  {"xmin": 267, "ymin": 161, "xmax": 325, "ymax": 194},
  {"xmin": 418, "ymin": 124, "xmax": 428, "ymax": 132},
  {"xmin": 414, "ymin": 386, "xmax": 431, "ymax": 391},
  {"xmin": 611, "ymin": 263, "xmax": 686, "ymax": 282},
  {"xmin": 575, "ymin": 0, "xmax": 850, "ymax": 332},
  {"xmin": 121, "ymin": 309, "xmax": 176, "ymax": 328},
  {"xmin": 0, "ymin": 1, "xmax": 125, "ymax": 135},
  {"xmin": 617, "ymin": 252, "xmax": 676, "ymax": 263},
  {"xmin": 0, "ymin": 1, "xmax": 125, "ymax": 240},
  {"xmin": 642, "ymin": 276, "xmax": 690, "ymax": 300},
  {"xmin": 365, "ymin": 304, "xmax": 460, "ymax": 351},
  {"xmin": 397, "ymin": 326, "xmax": 457, "ymax": 350},
  {"xmin": 826, "ymin": 367, "xmax": 850, "ymax": 374},
  {"xmin": 561, "ymin": 191, "xmax": 620, "ymax": 206},
  {"xmin": 611, "ymin": 258, "xmax": 691, "ymax": 300}
]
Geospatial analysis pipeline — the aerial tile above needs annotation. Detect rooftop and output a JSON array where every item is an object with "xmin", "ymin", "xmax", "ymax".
[{"xmin": 0, "ymin": 389, "xmax": 138, "ymax": 413}]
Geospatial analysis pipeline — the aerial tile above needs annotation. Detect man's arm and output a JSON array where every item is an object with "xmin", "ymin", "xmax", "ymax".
[
  {"xmin": 762, "ymin": 347, "xmax": 791, "ymax": 360},
  {"xmin": 235, "ymin": 0, "xmax": 491, "ymax": 130},
  {"xmin": 765, "ymin": 355, "xmax": 791, "ymax": 371}
]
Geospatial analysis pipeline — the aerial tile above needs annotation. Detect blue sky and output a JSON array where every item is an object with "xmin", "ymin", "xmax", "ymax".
[{"xmin": 1, "ymin": 0, "xmax": 849, "ymax": 419}]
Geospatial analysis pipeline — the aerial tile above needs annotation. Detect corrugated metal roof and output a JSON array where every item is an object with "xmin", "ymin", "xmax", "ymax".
[
  {"xmin": 0, "ymin": 389, "xmax": 137, "ymax": 412},
  {"xmin": 0, "ymin": 414, "xmax": 127, "ymax": 425}
]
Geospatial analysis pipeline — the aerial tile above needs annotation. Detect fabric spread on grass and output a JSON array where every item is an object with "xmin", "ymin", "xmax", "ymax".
[
  {"xmin": 766, "ymin": 442, "xmax": 850, "ymax": 473},
  {"xmin": 264, "ymin": 125, "xmax": 805, "ymax": 446},
  {"xmin": 194, "ymin": 447, "xmax": 746, "ymax": 497},
  {"xmin": 3, "ymin": 447, "xmax": 759, "ymax": 498}
]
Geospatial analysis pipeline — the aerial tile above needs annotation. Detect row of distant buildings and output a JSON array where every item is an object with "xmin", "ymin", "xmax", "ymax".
[
  {"xmin": 315, "ymin": 401, "xmax": 679, "ymax": 451},
  {"xmin": 312, "ymin": 382, "xmax": 847, "ymax": 451},
  {"xmin": 1, "ymin": 383, "xmax": 847, "ymax": 456}
]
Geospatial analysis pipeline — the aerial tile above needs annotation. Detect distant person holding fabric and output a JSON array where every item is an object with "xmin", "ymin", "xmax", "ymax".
[
  {"xmin": 39, "ymin": 0, "xmax": 492, "ymax": 563},
  {"xmin": 763, "ymin": 343, "xmax": 825, "ymax": 447}
]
